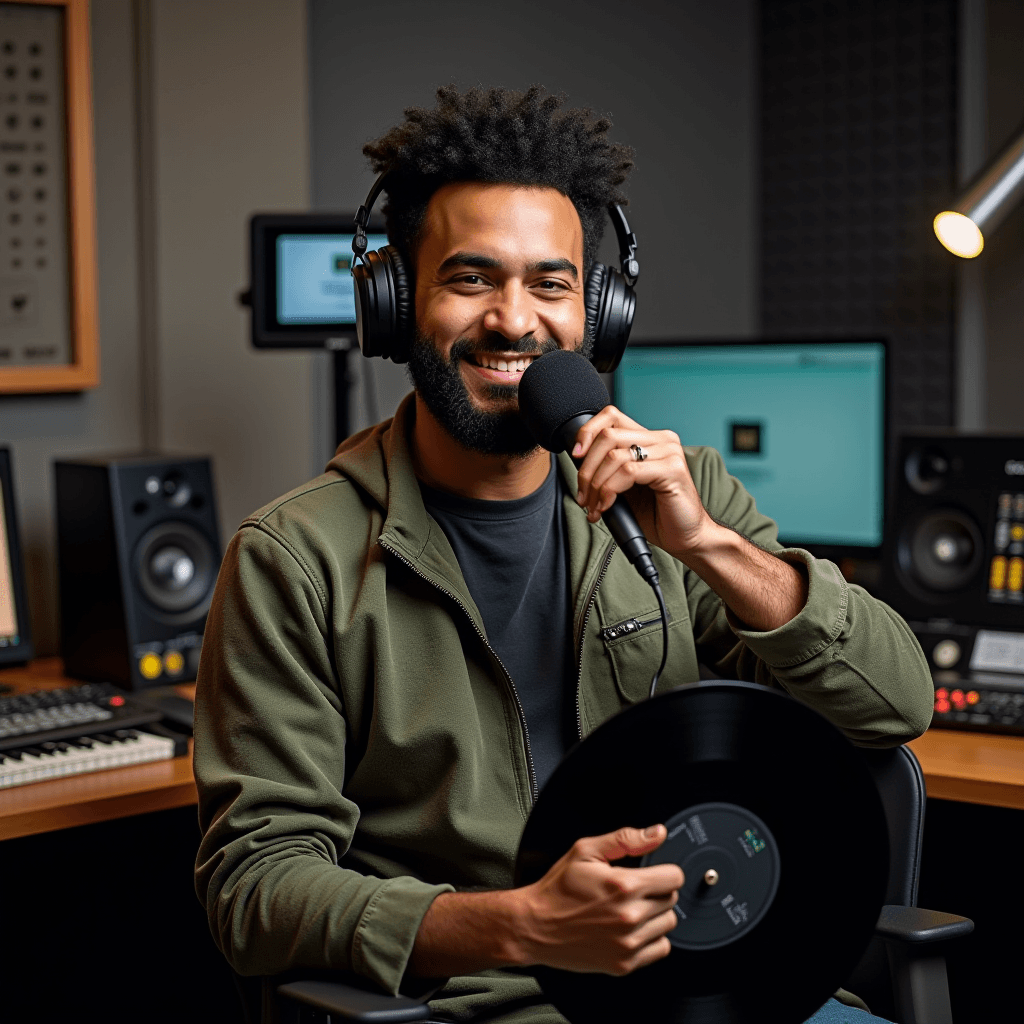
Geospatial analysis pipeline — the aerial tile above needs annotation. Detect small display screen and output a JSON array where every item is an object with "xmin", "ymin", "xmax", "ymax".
[
  {"xmin": 615, "ymin": 342, "xmax": 886, "ymax": 549},
  {"xmin": 276, "ymin": 233, "xmax": 389, "ymax": 325},
  {"xmin": 0, "ymin": 486, "xmax": 20, "ymax": 647},
  {"xmin": 970, "ymin": 630, "xmax": 1024, "ymax": 673}
]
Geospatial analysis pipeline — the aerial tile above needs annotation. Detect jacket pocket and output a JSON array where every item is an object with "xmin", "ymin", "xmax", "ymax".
[{"xmin": 600, "ymin": 610, "xmax": 693, "ymax": 704}]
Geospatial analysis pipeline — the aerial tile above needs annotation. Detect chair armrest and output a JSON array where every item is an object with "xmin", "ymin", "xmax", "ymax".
[
  {"xmin": 875, "ymin": 905, "xmax": 974, "ymax": 944},
  {"xmin": 276, "ymin": 979, "xmax": 431, "ymax": 1023},
  {"xmin": 276, "ymin": 979, "xmax": 430, "ymax": 1023}
]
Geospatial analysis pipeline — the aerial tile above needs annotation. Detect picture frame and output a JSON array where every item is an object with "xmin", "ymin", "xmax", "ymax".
[{"xmin": 0, "ymin": 0, "xmax": 97, "ymax": 393}]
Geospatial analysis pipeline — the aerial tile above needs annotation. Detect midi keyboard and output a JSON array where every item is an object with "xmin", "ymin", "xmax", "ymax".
[{"xmin": 0, "ymin": 682, "xmax": 188, "ymax": 790}]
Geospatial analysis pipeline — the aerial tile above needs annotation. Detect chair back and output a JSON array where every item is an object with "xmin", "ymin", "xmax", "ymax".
[
  {"xmin": 232, "ymin": 970, "xmax": 263, "ymax": 1024},
  {"xmin": 843, "ymin": 744, "xmax": 927, "ymax": 1018}
]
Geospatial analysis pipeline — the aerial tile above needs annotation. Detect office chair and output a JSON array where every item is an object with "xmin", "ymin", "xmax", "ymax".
[{"xmin": 234, "ymin": 745, "xmax": 972, "ymax": 1024}]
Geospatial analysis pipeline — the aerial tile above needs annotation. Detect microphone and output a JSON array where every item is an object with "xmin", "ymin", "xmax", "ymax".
[{"xmin": 518, "ymin": 350, "xmax": 660, "ymax": 589}]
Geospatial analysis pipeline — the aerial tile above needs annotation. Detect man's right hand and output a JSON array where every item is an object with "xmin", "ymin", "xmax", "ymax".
[
  {"xmin": 514, "ymin": 824, "xmax": 684, "ymax": 975},
  {"xmin": 409, "ymin": 824, "xmax": 683, "ymax": 979}
]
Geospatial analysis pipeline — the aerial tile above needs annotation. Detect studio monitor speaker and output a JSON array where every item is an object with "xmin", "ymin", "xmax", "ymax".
[
  {"xmin": 880, "ymin": 433, "xmax": 1024, "ymax": 628},
  {"xmin": 55, "ymin": 455, "xmax": 222, "ymax": 690}
]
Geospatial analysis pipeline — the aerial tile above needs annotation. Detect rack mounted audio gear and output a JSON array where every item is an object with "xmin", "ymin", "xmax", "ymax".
[{"xmin": 912, "ymin": 622, "xmax": 1024, "ymax": 734}]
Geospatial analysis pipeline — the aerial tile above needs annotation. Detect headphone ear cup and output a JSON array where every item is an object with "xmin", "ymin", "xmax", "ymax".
[
  {"xmin": 352, "ymin": 244, "xmax": 412, "ymax": 362},
  {"xmin": 383, "ymin": 245, "xmax": 412, "ymax": 364},
  {"xmin": 584, "ymin": 263, "xmax": 636, "ymax": 373}
]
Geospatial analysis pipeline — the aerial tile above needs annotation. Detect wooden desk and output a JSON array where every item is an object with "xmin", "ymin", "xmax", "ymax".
[
  {"xmin": 909, "ymin": 728, "xmax": 1024, "ymax": 811},
  {"xmin": 0, "ymin": 658, "xmax": 197, "ymax": 841},
  {"xmin": 2, "ymin": 661, "xmax": 1023, "ymax": 842}
]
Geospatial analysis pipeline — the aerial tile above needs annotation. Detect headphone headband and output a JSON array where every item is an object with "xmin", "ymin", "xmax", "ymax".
[
  {"xmin": 607, "ymin": 204, "xmax": 640, "ymax": 287},
  {"xmin": 352, "ymin": 170, "xmax": 390, "ymax": 259}
]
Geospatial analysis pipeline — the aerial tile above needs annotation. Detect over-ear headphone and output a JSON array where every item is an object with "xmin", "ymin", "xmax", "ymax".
[{"xmin": 351, "ymin": 172, "xmax": 638, "ymax": 373}]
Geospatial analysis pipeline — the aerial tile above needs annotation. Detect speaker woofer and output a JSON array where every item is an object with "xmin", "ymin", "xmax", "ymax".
[
  {"xmin": 134, "ymin": 521, "xmax": 216, "ymax": 621},
  {"xmin": 898, "ymin": 509, "xmax": 983, "ymax": 593}
]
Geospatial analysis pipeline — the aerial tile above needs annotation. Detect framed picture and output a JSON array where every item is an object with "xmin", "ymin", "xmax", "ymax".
[{"xmin": 0, "ymin": 0, "xmax": 97, "ymax": 393}]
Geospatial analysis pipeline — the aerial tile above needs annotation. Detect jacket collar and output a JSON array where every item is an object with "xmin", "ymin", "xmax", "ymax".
[{"xmin": 326, "ymin": 391, "xmax": 614, "ymax": 624}]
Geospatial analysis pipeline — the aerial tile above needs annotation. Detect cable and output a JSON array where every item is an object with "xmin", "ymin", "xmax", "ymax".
[{"xmin": 648, "ymin": 579, "xmax": 670, "ymax": 700}]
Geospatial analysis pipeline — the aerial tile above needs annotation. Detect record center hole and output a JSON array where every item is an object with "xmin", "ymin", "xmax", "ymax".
[{"xmin": 703, "ymin": 868, "xmax": 720, "ymax": 886}]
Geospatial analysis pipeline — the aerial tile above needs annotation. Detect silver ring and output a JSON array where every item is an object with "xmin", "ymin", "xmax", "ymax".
[{"xmin": 629, "ymin": 444, "xmax": 648, "ymax": 462}]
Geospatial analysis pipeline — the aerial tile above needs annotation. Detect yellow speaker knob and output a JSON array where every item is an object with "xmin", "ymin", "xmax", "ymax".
[
  {"xmin": 139, "ymin": 652, "xmax": 163, "ymax": 679},
  {"xmin": 163, "ymin": 650, "xmax": 185, "ymax": 675}
]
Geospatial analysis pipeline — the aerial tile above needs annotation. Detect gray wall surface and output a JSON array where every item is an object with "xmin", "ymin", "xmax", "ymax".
[
  {"xmin": 149, "ymin": 0, "xmax": 313, "ymax": 531},
  {"xmin": 309, "ymin": 0, "xmax": 758, "ymax": 438}
]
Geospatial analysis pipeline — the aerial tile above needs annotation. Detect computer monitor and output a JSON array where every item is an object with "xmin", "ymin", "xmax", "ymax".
[
  {"xmin": 246, "ymin": 213, "xmax": 389, "ymax": 348},
  {"xmin": 613, "ymin": 340, "xmax": 888, "ymax": 557},
  {"xmin": 0, "ymin": 447, "xmax": 32, "ymax": 666}
]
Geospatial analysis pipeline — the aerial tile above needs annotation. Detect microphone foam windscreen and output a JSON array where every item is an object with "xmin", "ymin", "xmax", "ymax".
[{"xmin": 518, "ymin": 350, "xmax": 611, "ymax": 452}]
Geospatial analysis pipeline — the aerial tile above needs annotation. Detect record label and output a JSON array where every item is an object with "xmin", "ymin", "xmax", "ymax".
[{"xmin": 643, "ymin": 802, "xmax": 780, "ymax": 950}]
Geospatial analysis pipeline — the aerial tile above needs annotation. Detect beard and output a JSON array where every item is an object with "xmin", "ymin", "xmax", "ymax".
[{"xmin": 407, "ymin": 328, "xmax": 592, "ymax": 457}]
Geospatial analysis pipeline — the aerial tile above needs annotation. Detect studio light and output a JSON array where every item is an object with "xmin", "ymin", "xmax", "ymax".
[{"xmin": 933, "ymin": 125, "xmax": 1024, "ymax": 258}]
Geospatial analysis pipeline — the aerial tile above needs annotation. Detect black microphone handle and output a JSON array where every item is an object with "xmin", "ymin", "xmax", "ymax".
[{"xmin": 557, "ymin": 414, "xmax": 661, "ymax": 588}]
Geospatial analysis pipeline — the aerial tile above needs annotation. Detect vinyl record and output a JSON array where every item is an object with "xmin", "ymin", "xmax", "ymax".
[{"xmin": 514, "ymin": 681, "xmax": 889, "ymax": 1024}]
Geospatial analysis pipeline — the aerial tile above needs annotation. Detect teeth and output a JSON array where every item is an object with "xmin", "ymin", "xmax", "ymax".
[{"xmin": 479, "ymin": 356, "xmax": 531, "ymax": 372}]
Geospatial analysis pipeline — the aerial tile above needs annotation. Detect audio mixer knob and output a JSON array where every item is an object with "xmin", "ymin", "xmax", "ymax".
[{"xmin": 932, "ymin": 639, "xmax": 961, "ymax": 669}]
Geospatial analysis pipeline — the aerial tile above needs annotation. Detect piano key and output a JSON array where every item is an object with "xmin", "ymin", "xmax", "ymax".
[{"xmin": 0, "ymin": 730, "xmax": 177, "ymax": 789}]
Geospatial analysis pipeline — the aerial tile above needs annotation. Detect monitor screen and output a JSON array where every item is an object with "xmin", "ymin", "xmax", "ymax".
[
  {"xmin": 276, "ymin": 232, "xmax": 389, "ymax": 325},
  {"xmin": 0, "ymin": 485, "xmax": 19, "ymax": 643},
  {"xmin": 248, "ymin": 213, "xmax": 390, "ymax": 349},
  {"xmin": 0, "ymin": 448, "xmax": 31, "ymax": 662},
  {"xmin": 614, "ymin": 341, "xmax": 886, "ymax": 550}
]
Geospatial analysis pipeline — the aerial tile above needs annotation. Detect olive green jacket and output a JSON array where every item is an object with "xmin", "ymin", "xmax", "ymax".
[{"xmin": 194, "ymin": 394, "xmax": 933, "ymax": 1023}]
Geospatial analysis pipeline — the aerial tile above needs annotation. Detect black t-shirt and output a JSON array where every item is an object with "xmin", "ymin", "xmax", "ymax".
[{"xmin": 420, "ymin": 459, "xmax": 575, "ymax": 790}]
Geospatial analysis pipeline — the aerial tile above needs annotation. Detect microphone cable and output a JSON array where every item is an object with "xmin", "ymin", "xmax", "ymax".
[{"xmin": 648, "ymin": 575, "xmax": 670, "ymax": 700}]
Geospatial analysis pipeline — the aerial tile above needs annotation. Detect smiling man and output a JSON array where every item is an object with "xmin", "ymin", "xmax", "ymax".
[{"xmin": 194, "ymin": 86, "xmax": 933, "ymax": 1024}]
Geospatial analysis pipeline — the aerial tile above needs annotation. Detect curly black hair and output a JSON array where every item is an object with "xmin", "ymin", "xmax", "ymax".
[{"xmin": 362, "ymin": 84, "xmax": 635, "ymax": 272}]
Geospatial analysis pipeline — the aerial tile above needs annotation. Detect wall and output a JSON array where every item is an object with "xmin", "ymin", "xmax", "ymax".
[
  {"xmin": 0, "ymin": 0, "xmax": 311, "ymax": 655},
  {"xmin": 308, "ymin": 0, "xmax": 758, "ymax": 440},
  {"xmin": 149, "ymin": 0, "xmax": 315, "ymax": 529}
]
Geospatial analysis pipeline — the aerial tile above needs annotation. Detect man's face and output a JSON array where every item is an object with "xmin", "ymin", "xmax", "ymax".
[{"xmin": 409, "ymin": 182, "xmax": 588, "ymax": 456}]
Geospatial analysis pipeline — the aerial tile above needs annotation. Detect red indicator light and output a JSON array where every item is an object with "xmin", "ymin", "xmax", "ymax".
[
  {"xmin": 967, "ymin": 691, "xmax": 980, "ymax": 705},
  {"xmin": 935, "ymin": 688, "xmax": 949, "ymax": 700},
  {"xmin": 109, "ymin": 695, "xmax": 125, "ymax": 707},
  {"xmin": 935, "ymin": 699, "xmax": 951, "ymax": 714}
]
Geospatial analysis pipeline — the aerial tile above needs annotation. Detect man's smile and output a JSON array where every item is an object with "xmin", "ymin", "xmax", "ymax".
[{"xmin": 463, "ymin": 351, "xmax": 539, "ymax": 385}]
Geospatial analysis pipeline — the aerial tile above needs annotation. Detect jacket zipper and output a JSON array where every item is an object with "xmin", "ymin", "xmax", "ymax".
[
  {"xmin": 379, "ymin": 538, "xmax": 540, "ymax": 803},
  {"xmin": 575, "ymin": 545, "xmax": 616, "ymax": 740}
]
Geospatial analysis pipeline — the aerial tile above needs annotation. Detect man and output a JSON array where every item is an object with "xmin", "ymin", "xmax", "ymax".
[{"xmin": 195, "ymin": 86, "xmax": 933, "ymax": 1023}]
